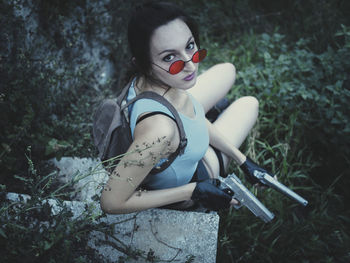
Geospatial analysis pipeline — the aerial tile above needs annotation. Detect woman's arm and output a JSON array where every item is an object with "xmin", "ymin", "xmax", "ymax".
[
  {"xmin": 100, "ymin": 114, "xmax": 193, "ymax": 214},
  {"xmin": 100, "ymin": 113, "xmax": 236, "ymax": 214},
  {"xmin": 206, "ymin": 119, "xmax": 278, "ymax": 186},
  {"xmin": 102, "ymin": 182, "xmax": 196, "ymax": 214},
  {"xmin": 206, "ymin": 119, "xmax": 247, "ymax": 165}
]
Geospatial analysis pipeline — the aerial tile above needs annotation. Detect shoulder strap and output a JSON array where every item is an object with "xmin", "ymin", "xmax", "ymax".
[
  {"xmin": 122, "ymin": 91, "xmax": 187, "ymax": 174},
  {"xmin": 116, "ymin": 79, "xmax": 134, "ymax": 104},
  {"xmin": 136, "ymin": 111, "xmax": 175, "ymax": 125}
]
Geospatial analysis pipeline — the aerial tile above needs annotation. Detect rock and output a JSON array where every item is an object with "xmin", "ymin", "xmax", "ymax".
[
  {"xmin": 5, "ymin": 192, "xmax": 101, "ymax": 220},
  {"xmin": 89, "ymin": 209, "xmax": 219, "ymax": 263},
  {"xmin": 6, "ymin": 193, "xmax": 219, "ymax": 263},
  {"xmin": 7, "ymin": 0, "xmax": 118, "ymax": 91},
  {"xmin": 38, "ymin": 157, "xmax": 221, "ymax": 262},
  {"xmin": 49, "ymin": 157, "xmax": 108, "ymax": 202}
]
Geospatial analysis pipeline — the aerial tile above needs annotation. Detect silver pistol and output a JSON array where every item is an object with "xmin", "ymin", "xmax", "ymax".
[
  {"xmin": 253, "ymin": 171, "xmax": 308, "ymax": 206},
  {"xmin": 219, "ymin": 173, "xmax": 275, "ymax": 223}
]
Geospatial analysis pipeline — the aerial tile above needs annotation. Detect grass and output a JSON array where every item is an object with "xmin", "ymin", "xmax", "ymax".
[
  {"xmin": 201, "ymin": 28, "xmax": 350, "ymax": 263},
  {"xmin": 1, "ymin": 0, "xmax": 350, "ymax": 262}
]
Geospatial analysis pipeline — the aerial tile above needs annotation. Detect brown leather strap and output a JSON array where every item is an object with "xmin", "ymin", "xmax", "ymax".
[
  {"xmin": 121, "ymin": 91, "xmax": 187, "ymax": 174},
  {"xmin": 212, "ymin": 146, "xmax": 226, "ymax": 178}
]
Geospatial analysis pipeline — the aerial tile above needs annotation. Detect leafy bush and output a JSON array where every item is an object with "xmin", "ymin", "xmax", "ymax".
[
  {"xmin": 0, "ymin": 148, "xmax": 108, "ymax": 263},
  {"xmin": 0, "ymin": 0, "xmax": 107, "ymax": 191},
  {"xmin": 1, "ymin": 0, "xmax": 350, "ymax": 262},
  {"xmin": 203, "ymin": 24, "xmax": 350, "ymax": 182},
  {"xmin": 217, "ymin": 181, "xmax": 350, "ymax": 263},
  {"xmin": 0, "ymin": 149, "xmax": 181, "ymax": 263},
  {"xmin": 180, "ymin": 0, "xmax": 350, "ymax": 52},
  {"xmin": 235, "ymin": 27, "xmax": 350, "ymax": 187},
  {"xmin": 202, "ymin": 24, "xmax": 350, "ymax": 263}
]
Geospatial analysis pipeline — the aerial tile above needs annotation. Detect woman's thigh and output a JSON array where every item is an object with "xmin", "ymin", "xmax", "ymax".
[{"xmin": 189, "ymin": 63, "xmax": 236, "ymax": 113}]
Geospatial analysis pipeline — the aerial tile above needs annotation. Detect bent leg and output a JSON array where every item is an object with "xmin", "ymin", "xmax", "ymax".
[
  {"xmin": 190, "ymin": 63, "xmax": 257, "ymax": 177},
  {"xmin": 189, "ymin": 63, "xmax": 236, "ymax": 113},
  {"xmin": 202, "ymin": 96, "xmax": 259, "ymax": 178},
  {"xmin": 215, "ymin": 96, "xmax": 259, "ymax": 149}
]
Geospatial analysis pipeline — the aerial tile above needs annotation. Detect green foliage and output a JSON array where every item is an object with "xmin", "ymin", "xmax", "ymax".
[
  {"xmin": 0, "ymin": 149, "xmax": 108, "ymax": 263},
  {"xmin": 179, "ymin": 0, "xmax": 350, "ymax": 52},
  {"xmin": 203, "ymin": 23, "xmax": 350, "ymax": 178},
  {"xmin": 217, "ymin": 181, "xmax": 350, "ymax": 262},
  {"xmin": 0, "ymin": 43, "xmax": 97, "ymax": 186},
  {"xmin": 202, "ymin": 21, "xmax": 350, "ymax": 263},
  {"xmin": 0, "ymin": 0, "xmax": 153, "ymax": 191},
  {"xmin": 1, "ymin": 0, "xmax": 350, "ymax": 262},
  {"xmin": 232, "ymin": 27, "xmax": 350, "ymax": 184},
  {"xmin": 0, "ymin": 0, "xmax": 101, "ymax": 190},
  {"xmin": 0, "ymin": 149, "xmax": 184, "ymax": 263}
]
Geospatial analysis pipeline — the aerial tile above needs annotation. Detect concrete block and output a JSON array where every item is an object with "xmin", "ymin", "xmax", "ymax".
[
  {"xmin": 49, "ymin": 157, "xmax": 108, "ymax": 202},
  {"xmin": 6, "ymin": 193, "xmax": 220, "ymax": 262},
  {"xmin": 89, "ymin": 209, "xmax": 219, "ymax": 263}
]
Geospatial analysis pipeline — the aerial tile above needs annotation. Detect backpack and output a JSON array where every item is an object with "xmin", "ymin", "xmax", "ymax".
[{"xmin": 92, "ymin": 82, "xmax": 187, "ymax": 174}]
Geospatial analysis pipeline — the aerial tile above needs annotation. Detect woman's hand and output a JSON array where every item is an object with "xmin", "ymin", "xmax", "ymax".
[
  {"xmin": 191, "ymin": 179, "xmax": 238, "ymax": 211},
  {"xmin": 240, "ymin": 157, "xmax": 277, "ymax": 187}
]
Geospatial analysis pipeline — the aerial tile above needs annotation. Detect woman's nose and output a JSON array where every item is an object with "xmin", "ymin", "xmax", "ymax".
[
  {"xmin": 183, "ymin": 54, "xmax": 196, "ymax": 71},
  {"xmin": 184, "ymin": 59, "xmax": 196, "ymax": 72}
]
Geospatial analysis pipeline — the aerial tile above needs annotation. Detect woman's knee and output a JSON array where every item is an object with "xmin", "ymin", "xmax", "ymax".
[
  {"xmin": 224, "ymin": 62, "xmax": 236, "ymax": 80},
  {"xmin": 205, "ymin": 62, "xmax": 236, "ymax": 92},
  {"xmin": 191, "ymin": 62, "xmax": 236, "ymax": 112},
  {"xmin": 237, "ymin": 96, "xmax": 259, "ymax": 115},
  {"xmin": 216, "ymin": 62, "xmax": 236, "ymax": 93}
]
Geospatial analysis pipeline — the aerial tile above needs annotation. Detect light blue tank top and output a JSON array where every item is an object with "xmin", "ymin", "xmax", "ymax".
[{"xmin": 127, "ymin": 79, "xmax": 209, "ymax": 190}]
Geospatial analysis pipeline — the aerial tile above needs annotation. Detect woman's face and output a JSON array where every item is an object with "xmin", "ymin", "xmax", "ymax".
[{"xmin": 149, "ymin": 18, "xmax": 199, "ymax": 90}]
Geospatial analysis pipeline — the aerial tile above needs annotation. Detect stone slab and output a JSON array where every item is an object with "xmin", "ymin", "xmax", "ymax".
[
  {"xmin": 49, "ymin": 157, "xmax": 108, "ymax": 202},
  {"xmin": 6, "ymin": 193, "xmax": 220, "ymax": 263},
  {"xmin": 89, "ymin": 208, "xmax": 219, "ymax": 263}
]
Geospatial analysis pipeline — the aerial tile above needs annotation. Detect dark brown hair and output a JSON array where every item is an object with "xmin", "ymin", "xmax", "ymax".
[{"xmin": 127, "ymin": 1, "xmax": 200, "ymax": 79}]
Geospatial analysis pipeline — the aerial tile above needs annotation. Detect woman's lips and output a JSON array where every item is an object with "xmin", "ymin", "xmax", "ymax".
[{"xmin": 184, "ymin": 72, "xmax": 195, "ymax": 81}]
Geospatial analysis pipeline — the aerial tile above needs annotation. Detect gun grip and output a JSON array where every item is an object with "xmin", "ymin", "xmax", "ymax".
[{"xmin": 222, "ymin": 188, "xmax": 243, "ymax": 209}]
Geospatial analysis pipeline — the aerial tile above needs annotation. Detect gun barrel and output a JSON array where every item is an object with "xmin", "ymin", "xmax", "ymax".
[{"xmin": 260, "ymin": 172, "xmax": 308, "ymax": 206}]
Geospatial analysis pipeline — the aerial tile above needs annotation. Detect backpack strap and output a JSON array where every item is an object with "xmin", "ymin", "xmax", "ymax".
[
  {"xmin": 136, "ymin": 111, "xmax": 175, "ymax": 125},
  {"xmin": 121, "ymin": 91, "xmax": 187, "ymax": 174}
]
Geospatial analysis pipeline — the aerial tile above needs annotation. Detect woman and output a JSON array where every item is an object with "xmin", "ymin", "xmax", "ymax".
[{"xmin": 100, "ymin": 2, "xmax": 268, "ymax": 214}]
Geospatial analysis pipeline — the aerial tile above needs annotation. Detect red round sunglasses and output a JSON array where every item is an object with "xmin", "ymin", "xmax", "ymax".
[{"xmin": 152, "ymin": 49, "xmax": 207, "ymax": 75}]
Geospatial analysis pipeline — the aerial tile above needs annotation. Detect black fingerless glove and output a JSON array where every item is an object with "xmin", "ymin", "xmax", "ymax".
[
  {"xmin": 191, "ymin": 179, "xmax": 232, "ymax": 211},
  {"xmin": 240, "ymin": 157, "xmax": 269, "ymax": 186}
]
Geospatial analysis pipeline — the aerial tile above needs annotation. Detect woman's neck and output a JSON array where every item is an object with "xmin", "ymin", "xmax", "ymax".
[
  {"xmin": 135, "ymin": 76, "xmax": 172, "ymax": 97},
  {"xmin": 135, "ymin": 75, "xmax": 191, "ymax": 115}
]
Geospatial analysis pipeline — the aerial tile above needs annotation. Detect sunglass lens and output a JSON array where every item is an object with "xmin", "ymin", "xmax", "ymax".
[
  {"xmin": 169, "ymin": 60, "xmax": 185, "ymax": 74},
  {"xmin": 168, "ymin": 49, "xmax": 207, "ymax": 74},
  {"xmin": 192, "ymin": 49, "xmax": 207, "ymax": 63},
  {"xmin": 192, "ymin": 51, "xmax": 199, "ymax": 63},
  {"xmin": 198, "ymin": 49, "xmax": 207, "ymax": 62}
]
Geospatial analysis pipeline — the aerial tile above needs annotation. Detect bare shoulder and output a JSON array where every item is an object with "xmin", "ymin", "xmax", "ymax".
[{"xmin": 133, "ymin": 113, "xmax": 180, "ymax": 155}]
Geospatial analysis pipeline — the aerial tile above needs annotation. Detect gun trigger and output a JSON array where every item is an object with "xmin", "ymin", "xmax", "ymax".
[
  {"xmin": 223, "ymin": 188, "xmax": 234, "ymax": 196},
  {"xmin": 233, "ymin": 196, "xmax": 243, "ymax": 209}
]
